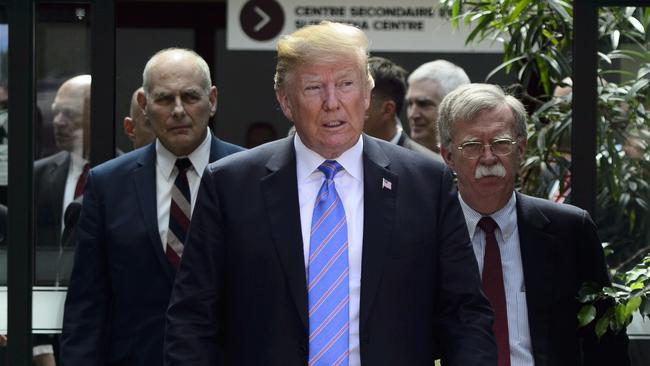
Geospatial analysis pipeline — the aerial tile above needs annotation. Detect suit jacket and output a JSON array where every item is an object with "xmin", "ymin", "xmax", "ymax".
[
  {"xmin": 60, "ymin": 136, "xmax": 243, "ymax": 366},
  {"xmin": 165, "ymin": 135, "xmax": 496, "ymax": 366},
  {"xmin": 515, "ymin": 192, "xmax": 629, "ymax": 366},
  {"xmin": 397, "ymin": 131, "xmax": 443, "ymax": 162},
  {"xmin": 34, "ymin": 150, "xmax": 70, "ymax": 249}
]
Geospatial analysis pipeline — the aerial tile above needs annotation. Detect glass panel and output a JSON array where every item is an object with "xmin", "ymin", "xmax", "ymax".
[
  {"xmin": 596, "ymin": 6, "xmax": 650, "ymax": 365},
  {"xmin": 33, "ymin": 3, "xmax": 90, "ymax": 364},
  {"xmin": 0, "ymin": 5, "xmax": 7, "ymax": 364}
]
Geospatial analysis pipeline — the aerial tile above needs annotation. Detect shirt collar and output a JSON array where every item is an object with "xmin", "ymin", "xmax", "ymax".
[
  {"xmin": 388, "ymin": 117, "xmax": 404, "ymax": 145},
  {"xmin": 69, "ymin": 151, "xmax": 88, "ymax": 170},
  {"xmin": 459, "ymin": 192, "xmax": 517, "ymax": 238},
  {"xmin": 294, "ymin": 132, "xmax": 364, "ymax": 183},
  {"xmin": 155, "ymin": 132, "xmax": 212, "ymax": 180}
]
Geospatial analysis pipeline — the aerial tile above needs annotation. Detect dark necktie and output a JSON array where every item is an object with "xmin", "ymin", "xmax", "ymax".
[
  {"xmin": 74, "ymin": 163, "xmax": 90, "ymax": 200},
  {"xmin": 166, "ymin": 158, "xmax": 192, "ymax": 268},
  {"xmin": 308, "ymin": 160, "xmax": 349, "ymax": 366},
  {"xmin": 478, "ymin": 216, "xmax": 510, "ymax": 366}
]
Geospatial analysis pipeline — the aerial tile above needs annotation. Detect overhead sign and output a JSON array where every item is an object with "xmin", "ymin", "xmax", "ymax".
[{"xmin": 227, "ymin": 0, "xmax": 500, "ymax": 52}]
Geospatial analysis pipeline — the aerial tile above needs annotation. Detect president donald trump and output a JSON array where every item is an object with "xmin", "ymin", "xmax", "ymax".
[{"xmin": 164, "ymin": 21, "xmax": 496, "ymax": 366}]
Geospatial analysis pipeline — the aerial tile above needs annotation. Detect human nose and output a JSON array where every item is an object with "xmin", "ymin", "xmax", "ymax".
[
  {"xmin": 322, "ymin": 84, "xmax": 340, "ymax": 111},
  {"xmin": 171, "ymin": 96, "xmax": 185, "ymax": 118},
  {"xmin": 479, "ymin": 143, "xmax": 498, "ymax": 161}
]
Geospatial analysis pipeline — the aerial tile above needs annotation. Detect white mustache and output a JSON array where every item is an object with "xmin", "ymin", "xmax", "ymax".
[{"xmin": 475, "ymin": 163, "xmax": 506, "ymax": 179}]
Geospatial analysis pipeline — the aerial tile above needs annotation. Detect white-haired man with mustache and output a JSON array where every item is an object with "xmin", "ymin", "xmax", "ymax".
[{"xmin": 439, "ymin": 83, "xmax": 629, "ymax": 366}]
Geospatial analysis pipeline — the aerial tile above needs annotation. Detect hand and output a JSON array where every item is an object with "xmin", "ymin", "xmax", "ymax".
[{"xmin": 0, "ymin": 334, "xmax": 7, "ymax": 347}]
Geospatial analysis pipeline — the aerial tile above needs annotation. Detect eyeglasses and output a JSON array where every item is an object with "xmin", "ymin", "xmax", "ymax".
[{"xmin": 456, "ymin": 138, "xmax": 519, "ymax": 159}]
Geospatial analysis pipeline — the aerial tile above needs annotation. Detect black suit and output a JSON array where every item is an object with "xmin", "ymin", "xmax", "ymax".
[
  {"xmin": 60, "ymin": 137, "xmax": 243, "ymax": 366},
  {"xmin": 515, "ymin": 192, "xmax": 629, "ymax": 365},
  {"xmin": 397, "ymin": 131, "xmax": 442, "ymax": 161},
  {"xmin": 34, "ymin": 150, "xmax": 70, "ymax": 250},
  {"xmin": 165, "ymin": 135, "xmax": 496, "ymax": 365}
]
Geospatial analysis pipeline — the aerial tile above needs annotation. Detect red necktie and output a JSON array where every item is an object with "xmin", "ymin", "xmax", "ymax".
[
  {"xmin": 166, "ymin": 158, "xmax": 192, "ymax": 268},
  {"xmin": 74, "ymin": 163, "xmax": 90, "ymax": 200},
  {"xmin": 478, "ymin": 217, "xmax": 510, "ymax": 366}
]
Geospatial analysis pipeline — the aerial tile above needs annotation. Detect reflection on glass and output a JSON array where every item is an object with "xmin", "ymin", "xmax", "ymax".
[
  {"xmin": 0, "ymin": 13, "xmax": 7, "ymax": 364},
  {"xmin": 33, "ymin": 4, "xmax": 90, "ymax": 365}
]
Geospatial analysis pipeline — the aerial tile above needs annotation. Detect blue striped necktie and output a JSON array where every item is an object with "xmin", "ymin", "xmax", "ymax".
[
  {"xmin": 166, "ymin": 158, "xmax": 192, "ymax": 269},
  {"xmin": 308, "ymin": 160, "xmax": 349, "ymax": 366}
]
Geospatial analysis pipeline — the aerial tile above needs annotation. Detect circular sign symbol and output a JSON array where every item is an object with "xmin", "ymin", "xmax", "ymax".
[{"xmin": 240, "ymin": 1, "xmax": 285, "ymax": 41}]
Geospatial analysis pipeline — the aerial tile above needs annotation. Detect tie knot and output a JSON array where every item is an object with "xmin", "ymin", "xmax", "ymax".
[
  {"xmin": 478, "ymin": 216, "xmax": 498, "ymax": 235},
  {"xmin": 318, "ymin": 160, "xmax": 343, "ymax": 181},
  {"xmin": 175, "ymin": 158, "xmax": 192, "ymax": 173}
]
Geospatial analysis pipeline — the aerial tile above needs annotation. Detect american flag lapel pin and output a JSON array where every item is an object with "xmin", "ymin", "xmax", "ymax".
[{"xmin": 382, "ymin": 178, "xmax": 392, "ymax": 190}]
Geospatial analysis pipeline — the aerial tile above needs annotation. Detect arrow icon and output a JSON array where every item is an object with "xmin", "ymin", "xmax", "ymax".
[{"xmin": 253, "ymin": 6, "xmax": 270, "ymax": 32}]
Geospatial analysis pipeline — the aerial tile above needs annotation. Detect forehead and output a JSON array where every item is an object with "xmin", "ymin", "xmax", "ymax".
[
  {"xmin": 454, "ymin": 106, "xmax": 515, "ymax": 140},
  {"xmin": 294, "ymin": 62, "xmax": 362, "ymax": 82},
  {"xmin": 406, "ymin": 79, "xmax": 441, "ymax": 100},
  {"xmin": 149, "ymin": 58, "xmax": 205, "ymax": 91}
]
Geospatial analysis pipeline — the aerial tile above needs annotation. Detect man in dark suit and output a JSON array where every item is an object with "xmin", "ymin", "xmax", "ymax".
[
  {"xmin": 406, "ymin": 60, "xmax": 469, "ymax": 154},
  {"xmin": 164, "ymin": 21, "xmax": 495, "ymax": 366},
  {"xmin": 60, "ymin": 48, "xmax": 243, "ymax": 366},
  {"xmin": 34, "ymin": 75, "xmax": 91, "ymax": 276},
  {"xmin": 438, "ymin": 83, "xmax": 629, "ymax": 366},
  {"xmin": 364, "ymin": 56, "xmax": 441, "ymax": 161}
]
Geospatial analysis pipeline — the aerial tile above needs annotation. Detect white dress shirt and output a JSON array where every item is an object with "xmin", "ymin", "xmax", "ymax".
[
  {"xmin": 61, "ymin": 152, "xmax": 88, "ymax": 231},
  {"xmin": 295, "ymin": 134, "xmax": 364, "ymax": 366},
  {"xmin": 156, "ymin": 132, "xmax": 211, "ymax": 250},
  {"xmin": 388, "ymin": 117, "xmax": 404, "ymax": 145},
  {"xmin": 458, "ymin": 193, "xmax": 535, "ymax": 366}
]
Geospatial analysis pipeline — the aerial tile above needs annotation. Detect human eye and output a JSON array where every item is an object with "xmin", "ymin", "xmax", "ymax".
[
  {"xmin": 460, "ymin": 141, "xmax": 482, "ymax": 154},
  {"xmin": 181, "ymin": 91, "xmax": 202, "ymax": 104},
  {"xmin": 491, "ymin": 139, "xmax": 515, "ymax": 155},
  {"xmin": 153, "ymin": 94, "xmax": 174, "ymax": 105}
]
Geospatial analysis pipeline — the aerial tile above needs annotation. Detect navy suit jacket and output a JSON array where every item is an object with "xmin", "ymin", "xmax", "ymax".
[
  {"xmin": 60, "ymin": 136, "xmax": 243, "ymax": 366},
  {"xmin": 515, "ymin": 193, "xmax": 629, "ymax": 366},
  {"xmin": 165, "ymin": 135, "xmax": 496, "ymax": 366}
]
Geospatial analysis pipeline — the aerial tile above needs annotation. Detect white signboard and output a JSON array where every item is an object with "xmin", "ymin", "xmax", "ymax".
[{"xmin": 227, "ymin": 0, "xmax": 501, "ymax": 52}]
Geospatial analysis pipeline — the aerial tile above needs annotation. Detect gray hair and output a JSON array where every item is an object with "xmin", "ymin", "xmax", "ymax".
[
  {"xmin": 438, "ymin": 83, "xmax": 527, "ymax": 149},
  {"xmin": 408, "ymin": 60, "xmax": 469, "ymax": 98},
  {"xmin": 142, "ymin": 48, "xmax": 211, "ymax": 94}
]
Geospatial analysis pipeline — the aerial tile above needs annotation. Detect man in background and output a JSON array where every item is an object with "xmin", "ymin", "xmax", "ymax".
[
  {"xmin": 364, "ymin": 56, "xmax": 441, "ymax": 161},
  {"xmin": 60, "ymin": 48, "xmax": 243, "ymax": 366},
  {"xmin": 406, "ymin": 60, "xmax": 469, "ymax": 153},
  {"xmin": 438, "ymin": 83, "xmax": 629, "ymax": 366},
  {"xmin": 123, "ymin": 86, "xmax": 156, "ymax": 149}
]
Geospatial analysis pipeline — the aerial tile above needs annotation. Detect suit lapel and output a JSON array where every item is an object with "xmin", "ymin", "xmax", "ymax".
[
  {"xmin": 48, "ymin": 152, "xmax": 71, "ymax": 229},
  {"xmin": 516, "ymin": 192, "xmax": 555, "ymax": 366},
  {"xmin": 133, "ymin": 144, "xmax": 175, "ymax": 281},
  {"xmin": 208, "ymin": 134, "xmax": 221, "ymax": 162},
  {"xmin": 261, "ymin": 138, "xmax": 309, "ymax": 331},
  {"xmin": 359, "ymin": 136, "xmax": 397, "ymax": 330}
]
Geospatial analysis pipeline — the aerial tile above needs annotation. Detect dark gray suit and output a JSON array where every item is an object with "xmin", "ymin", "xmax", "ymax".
[{"xmin": 165, "ymin": 135, "xmax": 496, "ymax": 366}]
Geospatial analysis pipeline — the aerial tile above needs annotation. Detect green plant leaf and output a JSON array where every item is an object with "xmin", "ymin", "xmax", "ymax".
[
  {"xmin": 509, "ymin": 0, "xmax": 532, "ymax": 23},
  {"xmin": 611, "ymin": 30, "xmax": 620, "ymax": 50},
  {"xmin": 626, "ymin": 296, "xmax": 642, "ymax": 316},
  {"xmin": 627, "ymin": 16, "xmax": 646, "ymax": 34},
  {"xmin": 595, "ymin": 314, "xmax": 611, "ymax": 339},
  {"xmin": 578, "ymin": 305, "xmax": 597, "ymax": 327}
]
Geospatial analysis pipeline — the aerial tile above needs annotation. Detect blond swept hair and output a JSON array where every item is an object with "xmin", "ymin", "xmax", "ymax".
[{"xmin": 274, "ymin": 21, "xmax": 374, "ymax": 91}]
